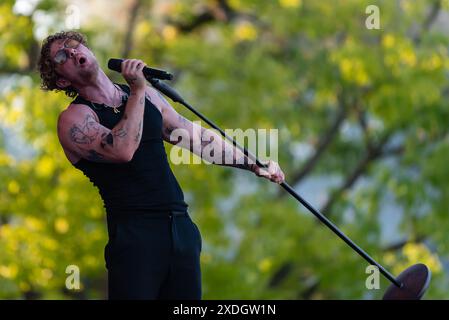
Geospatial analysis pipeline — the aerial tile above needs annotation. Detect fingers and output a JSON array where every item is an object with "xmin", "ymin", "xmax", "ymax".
[
  {"xmin": 121, "ymin": 59, "xmax": 146, "ymax": 89},
  {"xmin": 122, "ymin": 59, "xmax": 145, "ymax": 76},
  {"xmin": 136, "ymin": 60, "xmax": 146, "ymax": 73},
  {"xmin": 255, "ymin": 160, "xmax": 285, "ymax": 184},
  {"xmin": 122, "ymin": 59, "xmax": 132, "ymax": 74},
  {"xmin": 254, "ymin": 161, "xmax": 270, "ymax": 177},
  {"xmin": 269, "ymin": 161, "xmax": 284, "ymax": 184}
]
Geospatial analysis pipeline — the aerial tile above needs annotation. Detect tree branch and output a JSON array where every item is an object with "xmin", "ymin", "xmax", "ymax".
[
  {"xmin": 122, "ymin": 0, "xmax": 144, "ymax": 59},
  {"xmin": 267, "ymin": 262, "xmax": 293, "ymax": 288},
  {"xmin": 277, "ymin": 94, "xmax": 349, "ymax": 199},
  {"xmin": 167, "ymin": 0, "xmax": 233, "ymax": 33},
  {"xmin": 319, "ymin": 132, "xmax": 391, "ymax": 216},
  {"xmin": 413, "ymin": 0, "xmax": 441, "ymax": 45},
  {"xmin": 167, "ymin": 0, "xmax": 266, "ymax": 33}
]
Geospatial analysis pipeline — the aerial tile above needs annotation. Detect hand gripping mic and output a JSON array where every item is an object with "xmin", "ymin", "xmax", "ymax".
[{"xmin": 108, "ymin": 58, "xmax": 173, "ymax": 81}]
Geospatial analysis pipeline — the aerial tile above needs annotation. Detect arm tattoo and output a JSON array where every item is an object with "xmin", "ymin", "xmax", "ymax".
[
  {"xmin": 163, "ymin": 124, "xmax": 182, "ymax": 144},
  {"xmin": 163, "ymin": 114, "xmax": 190, "ymax": 141},
  {"xmin": 220, "ymin": 150, "xmax": 255, "ymax": 171},
  {"xmin": 135, "ymin": 121, "xmax": 142, "ymax": 144},
  {"xmin": 162, "ymin": 114, "xmax": 255, "ymax": 171},
  {"xmin": 199, "ymin": 127, "xmax": 214, "ymax": 151},
  {"xmin": 70, "ymin": 114, "xmax": 101, "ymax": 144},
  {"xmin": 70, "ymin": 114, "xmax": 128, "ymax": 153},
  {"xmin": 99, "ymin": 127, "xmax": 127, "ymax": 148},
  {"xmin": 114, "ymin": 127, "xmax": 127, "ymax": 137},
  {"xmin": 100, "ymin": 132, "xmax": 114, "ymax": 148},
  {"xmin": 164, "ymin": 125, "xmax": 174, "ymax": 138},
  {"xmin": 198, "ymin": 128, "xmax": 255, "ymax": 171}
]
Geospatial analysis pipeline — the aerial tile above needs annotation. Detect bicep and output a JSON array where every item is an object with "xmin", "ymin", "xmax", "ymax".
[{"xmin": 58, "ymin": 106, "xmax": 129, "ymax": 163}]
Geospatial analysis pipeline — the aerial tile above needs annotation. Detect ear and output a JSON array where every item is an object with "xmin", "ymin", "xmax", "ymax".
[{"xmin": 56, "ymin": 77, "xmax": 71, "ymax": 89}]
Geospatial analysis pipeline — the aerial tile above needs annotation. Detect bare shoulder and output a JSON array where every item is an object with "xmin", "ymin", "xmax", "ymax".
[
  {"xmin": 58, "ymin": 103, "xmax": 101, "ymax": 134},
  {"xmin": 58, "ymin": 103, "xmax": 99, "ymax": 124}
]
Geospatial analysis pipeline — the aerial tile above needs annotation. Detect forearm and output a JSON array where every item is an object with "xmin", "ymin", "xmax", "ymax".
[
  {"xmin": 168, "ymin": 122, "xmax": 284, "ymax": 183},
  {"xmin": 194, "ymin": 128, "xmax": 256, "ymax": 172},
  {"xmin": 194, "ymin": 128, "xmax": 285, "ymax": 183},
  {"xmin": 109, "ymin": 88, "xmax": 145, "ymax": 158},
  {"xmin": 159, "ymin": 97, "xmax": 255, "ymax": 172}
]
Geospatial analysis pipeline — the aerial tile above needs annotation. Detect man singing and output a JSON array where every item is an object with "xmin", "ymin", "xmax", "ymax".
[{"xmin": 38, "ymin": 31, "xmax": 285, "ymax": 299}]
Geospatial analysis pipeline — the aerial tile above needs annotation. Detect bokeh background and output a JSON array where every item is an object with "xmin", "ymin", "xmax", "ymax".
[{"xmin": 1, "ymin": 0, "xmax": 448, "ymax": 299}]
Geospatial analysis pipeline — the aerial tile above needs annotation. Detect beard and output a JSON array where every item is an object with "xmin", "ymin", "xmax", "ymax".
[
  {"xmin": 67, "ymin": 58, "xmax": 100, "ymax": 88},
  {"xmin": 78, "ymin": 58, "xmax": 99, "ymax": 80}
]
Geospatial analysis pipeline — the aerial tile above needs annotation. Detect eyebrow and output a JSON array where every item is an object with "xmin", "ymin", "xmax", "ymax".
[
  {"xmin": 52, "ymin": 38, "xmax": 74, "ymax": 60},
  {"xmin": 57, "ymin": 38, "xmax": 69, "ymax": 51}
]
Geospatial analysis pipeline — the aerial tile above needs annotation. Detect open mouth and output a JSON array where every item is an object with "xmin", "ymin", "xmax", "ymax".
[{"xmin": 78, "ymin": 56, "xmax": 87, "ymax": 66}]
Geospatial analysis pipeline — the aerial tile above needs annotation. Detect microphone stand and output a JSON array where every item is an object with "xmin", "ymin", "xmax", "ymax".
[{"xmin": 148, "ymin": 77, "xmax": 412, "ymax": 292}]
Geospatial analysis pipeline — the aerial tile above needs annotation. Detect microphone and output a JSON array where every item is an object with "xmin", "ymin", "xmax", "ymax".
[{"xmin": 108, "ymin": 58, "xmax": 173, "ymax": 81}]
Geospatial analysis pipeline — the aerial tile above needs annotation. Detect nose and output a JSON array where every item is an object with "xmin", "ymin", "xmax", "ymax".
[{"xmin": 65, "ymin": 47, "xmax": 77, "ymax": 58}]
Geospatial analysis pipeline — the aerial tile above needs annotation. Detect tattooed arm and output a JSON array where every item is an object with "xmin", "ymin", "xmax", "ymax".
[
  {"xmin": 57, "ymin": 59, "xmax": 146, "ymax": 163},
  {"xmin": 142, "ymin": 87, "xmax": 252, "ymax": 171},
  {"xmin": 57, "ymin": 93, "xmax": 145, "ymax": 163},
  {"xmin": 147, "ymin": 86, "xmax": 286, "ymax": 182}
]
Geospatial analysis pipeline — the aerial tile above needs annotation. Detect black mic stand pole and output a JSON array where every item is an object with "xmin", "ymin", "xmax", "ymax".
[{"xmin": 148, "ymin": 77, "xmax": 431, "ymax": 300}]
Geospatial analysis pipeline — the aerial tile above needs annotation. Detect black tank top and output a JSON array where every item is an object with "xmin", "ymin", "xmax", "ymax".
[{"xmin": 72, "ymin": 83, "xmax": 188, "ymax": 215}]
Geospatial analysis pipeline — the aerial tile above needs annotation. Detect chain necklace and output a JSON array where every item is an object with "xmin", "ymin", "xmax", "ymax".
[{"xmin": 89, "ymin": 84, "xmax": 128, "ymax": 113}]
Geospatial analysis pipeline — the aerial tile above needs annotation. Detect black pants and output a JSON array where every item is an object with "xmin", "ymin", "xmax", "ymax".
[{"xmin": 105, "ymin": 210, "xmax": 202, "ymax": 299}]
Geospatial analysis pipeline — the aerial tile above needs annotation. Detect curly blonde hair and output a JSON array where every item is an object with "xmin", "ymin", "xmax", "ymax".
[{"xmin": 38, "ymin": 31, "xmax": 89, "ymax": 98}]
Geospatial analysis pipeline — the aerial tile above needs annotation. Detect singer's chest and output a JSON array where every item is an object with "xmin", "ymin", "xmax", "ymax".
[{"xmin": 93, "ymin": 93, "xmax": 164, "ymax": 143}]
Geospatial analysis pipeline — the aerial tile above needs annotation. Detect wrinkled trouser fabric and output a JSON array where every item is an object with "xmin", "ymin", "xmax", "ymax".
[{"xmin": 105, "ymin": 210, "xmax": 202, "ymax": 300}]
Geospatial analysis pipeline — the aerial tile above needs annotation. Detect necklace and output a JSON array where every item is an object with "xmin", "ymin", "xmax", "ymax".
[{"xmin": 89, "ymin": 84, "xmax": 128, "ymax": 113}]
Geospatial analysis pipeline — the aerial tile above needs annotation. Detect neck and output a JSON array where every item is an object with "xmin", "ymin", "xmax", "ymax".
[{"xmin": 75, "ymin": 68, "xmax": 118, "ymax": 105}]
